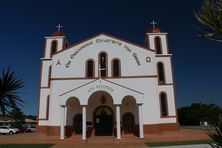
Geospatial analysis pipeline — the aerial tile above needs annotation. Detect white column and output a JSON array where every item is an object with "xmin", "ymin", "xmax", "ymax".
[
  {"xmin": 82, "ymin": 106, "xmax": 86, "ymax": 140},
  {"xmin": 138, "ymin": 104, "xmax": 144, "ymax": 138},
  {"xmin": 60, "ymin": 105, "xmax": 66, "ymax": 140},
  {"xmin": 116, "ymin": 105, "xmax": 121, "ymax": 139}
]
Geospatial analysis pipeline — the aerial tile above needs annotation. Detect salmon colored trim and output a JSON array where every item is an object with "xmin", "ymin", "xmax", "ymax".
[{"xmin": 51, "ymin": 75, "xmax": 157, "ymax": 81}]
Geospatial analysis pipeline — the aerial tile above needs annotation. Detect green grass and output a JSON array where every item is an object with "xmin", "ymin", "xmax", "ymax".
[
  {"xmin": 145, "ymin": 140, "xmax": 213, "ymax": 147},
  {"xmin": 180, "ymin": 125, "xmax": 212, "ymax": 130},
  {"xmin": 0, "ymin": 144, "xmax": 54, "ymax": 148}
]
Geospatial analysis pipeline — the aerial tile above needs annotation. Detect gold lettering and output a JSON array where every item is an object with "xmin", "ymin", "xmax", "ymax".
[
  {"xmin": 132, "ymin": 53, "xmax": 141, "ymax": 66},
  {"xmin": 56, "ymin": 60, "xmax": 61, "ymax": 66},
  {"xmin": 65, "ymin": 60, "xmax": 71, "ymax": 68},
  {"xmin": 146, "ymin": 57, "xmax": 151, "ymax": 63}
]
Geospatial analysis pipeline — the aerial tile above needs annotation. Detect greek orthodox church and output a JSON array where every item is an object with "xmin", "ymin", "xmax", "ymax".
[{"xmin": 37, "ymin": 24, "xmax": 179, "ymax": 140}]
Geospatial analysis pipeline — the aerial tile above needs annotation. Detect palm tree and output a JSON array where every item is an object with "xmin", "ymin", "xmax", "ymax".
[
  {"xmin": 194, "ymin": 0, "xmax": 222, "ymax": 42},
  {"xmin": 208, "ymin": 115, "xmax": 222, "ymax": 147},
  {"xmin": 0, "ymin": 68, "xmax": 24, "ymax": 116}
]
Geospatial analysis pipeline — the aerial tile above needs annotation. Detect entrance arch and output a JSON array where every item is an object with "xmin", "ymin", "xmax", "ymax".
[
  {"xmin": 93, "ymin": 105, "xmax": 114, "ymax": 136},
  {"xmin": 73, "ymin": 113, "xmax": 82, "ymax": 134}
]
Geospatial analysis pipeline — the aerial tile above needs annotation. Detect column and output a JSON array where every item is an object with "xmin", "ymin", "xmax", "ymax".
[
  {"xmin": 138, "ymin": 104, "xmax": 144, "ymax": 138},
  {"xmin": 116, "ymin": 105, "xmax": 121, "ymax": 139},
  {"xmin": 82, "ymin": 106, "xmax": 86, "ymax": 140},
  {"xmin": 60, "ymin": 105, "xmax": 66, "ymax": 140}
]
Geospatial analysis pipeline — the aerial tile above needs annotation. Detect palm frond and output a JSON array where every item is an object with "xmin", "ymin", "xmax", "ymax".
[
  {"xmin": 0, "ymin": 68, "xmax": 24, "ymax": 116},
  {"xmin": 194, "ymin": 0, "xmax": 222, "ymax": 42}
]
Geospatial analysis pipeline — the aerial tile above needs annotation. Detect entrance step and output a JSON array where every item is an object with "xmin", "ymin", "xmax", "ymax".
[
  {"xmin": 87, "ymin": 135, "xmax": 143, "ymax": 144},
  {"xmin": 87, "ymin": 136, "xmax": 115, "ymax": 144},
  {"xmin": 64, "ymin": 135, "xmax": 83, "ymax": 143}
]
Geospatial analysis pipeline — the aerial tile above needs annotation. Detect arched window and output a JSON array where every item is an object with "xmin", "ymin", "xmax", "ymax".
[
  {"xmin": 99, "ymin": 52, "xmax": 107, "ymax": 78},
  {"xmin": 112, "ymin": 59, "xmax": 120, "ymax": 77},
  {"xmin": 86, "ymin": 59, "xmax": 94, "ymax": 78},
  {"xmin": 157, "ymin": 62, "xmax": 165, "ymax": 84},
  {"xmin": 155, "ymin": 37, "xmax": 162, "ymax": 54},
  {"xmin": 51, "ymin": 40, "xmax": 57, "ymax": 56},
  {"xmin": 160, "ymin": 92, "xmax": 168, "ymax": 116}
]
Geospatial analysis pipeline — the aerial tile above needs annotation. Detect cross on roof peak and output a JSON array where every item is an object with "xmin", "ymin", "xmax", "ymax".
[
  {"xmin": 56, "ymin": 24, "xmax": 63, "ymax": 32},
  {"xmin": 150, "ymin": 20, "xmax": 157, "ymax": 28}
]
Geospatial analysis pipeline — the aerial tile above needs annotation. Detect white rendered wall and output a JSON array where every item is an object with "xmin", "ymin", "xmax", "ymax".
[
  {"xmin": 40, "ymin": 60, "xmax": 52, "ymax": 87},
  {"xmin": 52, "ymin": 34, "xmax": 156, "ymax": 78},
  {"xmin": 38, "ymin": 33, "xmax": 177, "ymax": 127}
]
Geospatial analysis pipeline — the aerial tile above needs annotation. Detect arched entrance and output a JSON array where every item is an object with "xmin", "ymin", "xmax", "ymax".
[
  {"xmin": 94, "ymin": 106, "xmax": 113, "ymax": 136},
  {"xmin": 73, "ymin": 113, "xmax": 82, "ymax": 134},
  {"xmin": 122, "ymin": 112, "xmax": 135, "ymax": 133}
]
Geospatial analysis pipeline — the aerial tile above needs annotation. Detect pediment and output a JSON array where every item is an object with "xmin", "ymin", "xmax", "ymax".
[
  {"xmin": 54, "ymin": 33, "xmax": 154, "ymax": 57},
  {"xmin": 59, "ymin": 79, "xmax": 144, "ymax": 105}
]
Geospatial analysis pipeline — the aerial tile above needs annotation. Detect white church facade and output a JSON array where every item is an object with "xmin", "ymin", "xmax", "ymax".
[{"xmin": 37, "ymin": 27, "xmax": 179, "ymax": 140}]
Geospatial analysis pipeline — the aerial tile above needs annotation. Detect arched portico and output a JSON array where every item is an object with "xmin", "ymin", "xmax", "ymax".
[{"xmin": 59, "ymin": 79, "xmax": 144, "ymax": 140}]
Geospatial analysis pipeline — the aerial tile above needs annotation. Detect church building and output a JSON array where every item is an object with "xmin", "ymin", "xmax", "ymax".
[{"xmin": 37, "ymin": 25, "xmax": 179, "ymax": 140}]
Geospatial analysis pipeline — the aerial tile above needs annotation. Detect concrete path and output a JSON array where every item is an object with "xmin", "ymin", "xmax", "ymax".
[{"xmin": 151, "ymin": 144, "xmax": 211, "ymax": 148}]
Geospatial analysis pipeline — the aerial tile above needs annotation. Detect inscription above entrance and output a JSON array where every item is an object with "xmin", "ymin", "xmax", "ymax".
[{"xmin": 88, "ymin": 84, "xmax": 114, "ymax": 94}]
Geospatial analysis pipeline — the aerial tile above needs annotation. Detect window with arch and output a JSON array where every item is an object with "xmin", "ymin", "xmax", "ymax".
[
  {"xmin": 112, "ymin": 59, "xmax": 121, "ymax": 77},
  {"xmin": 51, "ymin": 40, "xmax": 57, "ymax": 56},
  {"xmin": 99, "ymin": 52, "xmax": 107, "ymax": 78},
  {"xmin": 155, "ymin": 37, "xmax": 162, "ymax": 54},
  {"xmin": 86, "ymin": 59, "xmax": 94, "ymax": 78},
  {"xmin": 157, "ymin": 62, "xmax": 165, "ymax": 84},
  {"xmin": 160, "ymin": 92, "xmax": 168, "ymax": 116}
]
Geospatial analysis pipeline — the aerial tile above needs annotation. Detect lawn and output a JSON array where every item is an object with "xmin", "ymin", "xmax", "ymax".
[
  {"xmin": 0, "ymin": 144, "xmax": 54, "ymax": 148},
  {"xmin": 145, "ymin": 140, "xmax": 212, "ymax": 147}
]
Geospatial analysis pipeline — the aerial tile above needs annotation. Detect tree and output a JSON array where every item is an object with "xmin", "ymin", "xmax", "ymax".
[
  {"xmin": 178, "ymin": 103, "xmax": 222, "ymax": 125},
  {"xmin": 8, "ymin": 108, "xmax": 25, "ymax": 128},
  {"xmin": 194, "ymin": 0, "xmax": 222, "ymax": 42},
  {"xmin": 0, "ymin": 68, "xmax": 24, "ymax": 116}
]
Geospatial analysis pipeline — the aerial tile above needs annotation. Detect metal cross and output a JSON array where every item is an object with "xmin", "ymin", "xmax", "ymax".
[
  {"xmin": 56, "ymin": 24, "xmax": 63, "ymax": 32},
  {"xmin": 98, "ymin": 64, "xmax": 106, "ymax": 79},
  {"xmin": 150, "ymin": 20, "xmax": 157, "ymax": 28}
]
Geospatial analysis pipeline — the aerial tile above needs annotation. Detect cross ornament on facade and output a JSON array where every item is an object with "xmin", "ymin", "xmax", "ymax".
[
  {"xmin": 150, "ymin": 20, "xmax": 157, "ymax": 28},
  {"xmin": 56, "ymin": 24, "xmax": 63, "ymax": 32},
  {"xmin": 98, "ymin": 64, "xmax": 106, "ymax": 79}
]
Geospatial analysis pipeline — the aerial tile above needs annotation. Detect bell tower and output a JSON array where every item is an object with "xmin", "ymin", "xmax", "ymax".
[
  {"xmin": 145, "ymin": 21, "xmax": 169, "ymax": 55},
  {"xmin": 43, "ymin": 24, "xmax": 69, "ymax": 59},
  {"xmin": 38, "ymin": 25, "xmax": 69, "ymax": 121}
]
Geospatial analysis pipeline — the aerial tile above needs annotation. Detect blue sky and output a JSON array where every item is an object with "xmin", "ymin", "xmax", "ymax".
[{"xmin": 0, "ymin": 0, "xmax": 221, "ymax": 115}]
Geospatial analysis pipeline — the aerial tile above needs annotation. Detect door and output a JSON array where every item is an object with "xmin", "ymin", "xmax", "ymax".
[
  {"xmin": 122, "ymin": 112, "xmax": 134, "ymax": 133},
  {"xmin": 94, "ymin": 106, "xmax": 113, "ymax": 136},
  {"xmin": 73, "ymin": 113, "xmax": 82, "ymax": 134}
]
